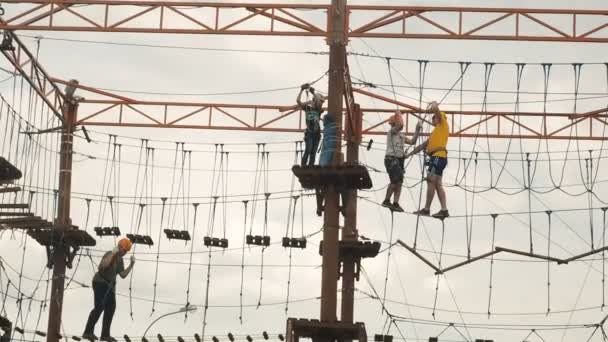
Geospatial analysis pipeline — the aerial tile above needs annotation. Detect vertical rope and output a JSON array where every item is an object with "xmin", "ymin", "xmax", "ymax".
[
  {"xmin": 151, "ymin": 197, "xmax": 167, "ymax": 314},
  {"xmin": 526, "ymin": 153, "xmax": 534, "ymax": 253},
  {"xmin": 381, "ymin": 212, "xmax": 395, "ymax": 313},
  {"xmin": 586, "ymin": 152, "xmax": 595, "ymax": 249},
  {"xmin": 546, "ymin": 210, "xmax": 552, "ymax": 314},
  {"xmin": 202, "ymin": 196, "xmax": 218, "ymax": 342},
  {"xmin": 184, "ymin": 203, "xmax": 199, "ymax": 319},
  {"xmin": 603, "ymin": 207, "xmax": 607, "ymax": 310},
  {"xmin": 487, "ymin": 214, "xmax": 498, "ymax": 318},
  {"xmin": 467, "ymin": 153, "xmax": 479, "ymax": 260},
  {"xmin": 285, "ymin": 195, "xmax": 299, "ymax": 315},
  {"xmin": 413, "ymin": 60, "xmax": 428, "ymax": 249},
  {"xmin": 239, "ymin": 200, "xmax": 248, "ymax": 323},
  {"xmin": 432, "ymin": 220, "xmax": 446, "ymax": 319},
  {"xmin": 482, "ymin": 63, "xmax": 495, "ymax": 186}
]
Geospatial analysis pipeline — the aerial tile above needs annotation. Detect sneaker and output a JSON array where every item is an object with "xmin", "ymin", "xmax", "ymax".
[
  {"xmin": 381, "ymin": 199, "xmax": 392, "ymax": 209},
  {"xmin": 100, "ymin": 337, "xmax": 117, "ymax": 342},
  {"xmin": 432, "ymin": 209, "xmax": 450, "ymax": 219},
  {"xmin": 392, "ymin": 202, "xmax": 405, "ymax": 212},
  {"xmin": 82, "ymin": 334, "xmax": 97, "ymax": 341},
  {"xmin": 414, "ymin": 208, "xmax": 431, "ymax": 216}
]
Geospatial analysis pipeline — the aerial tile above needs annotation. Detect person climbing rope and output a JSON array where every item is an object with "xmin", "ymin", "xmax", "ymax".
[
  {"xmin": 382, "ymin": 111, "xmax": 422, "ymax": 212},
  {"xmin": 296, "ymin": 84, "xmax": 326, "ymax": 166},
  {"xmin": 406, "ymin": 101, "xmax": 450, "ymax": 218},
  {"xmin": 83, "ymin": 238, "xmax": 135, "ymax": 342}
]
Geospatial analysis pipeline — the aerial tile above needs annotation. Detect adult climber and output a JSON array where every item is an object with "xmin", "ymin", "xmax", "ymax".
[
  {"xmin": 296, "ymin": 84, "xmax": 326, "ymax": 166},
  {"xmin": 83, "ymin": 238, "xmax": 135, "ymax": 342},
  {"xmin": 382, "ymin": 111, "xmax": 422, "ymax": 212},
  {"xmin": 406, "ymin": 101, "xmax": 450, "ymax": 218}
]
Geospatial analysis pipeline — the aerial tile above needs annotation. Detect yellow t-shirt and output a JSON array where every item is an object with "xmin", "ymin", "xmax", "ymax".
[{"xmin": 426, "ymin": 111, "xmax": 449, "ymax": 158}]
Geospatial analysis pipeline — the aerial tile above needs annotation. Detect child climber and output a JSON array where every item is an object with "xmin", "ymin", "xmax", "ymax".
[{"xmin": 383, "ymin": 111, "xmax": 422, "ymax": 212}]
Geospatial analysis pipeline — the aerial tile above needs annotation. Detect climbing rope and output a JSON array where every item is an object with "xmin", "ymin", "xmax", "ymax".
[
  {"xmin": 184, "ymin": 202, "xmax": 199, "ymax": 319},
  {"xmin": 151, "ymin": 197, "xmax": 167, "ymax": 314},
  {"xmin": 546, "ymin": 210, "xmax": 553, "ymax": 314},
  {"xmin": 487, "ymin": 214, "xmax": 498, "ymax": 318},
  {"xmin": 432, "ymin": 220, "xmax": 446, "ymax": 319},
  {"xmin": 381, "ymin": 212, "xmax": 395, "ymax": 313},
  {"xmin": 239, "ymin": 200, "xmax": 248, "ymax": 323}
]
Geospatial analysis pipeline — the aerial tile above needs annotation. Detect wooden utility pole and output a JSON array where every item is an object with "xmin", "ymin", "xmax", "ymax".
[
  {"xmin": 341, "ymin": 104, "xmax": 362, "ymax": 326},
  {"xmin": 46, "ymin": 96, "xmax": 77, "ymax": 342},
  {"xmin": 320, "ymin": 0, "xmax": 348, "ymax": 326}
]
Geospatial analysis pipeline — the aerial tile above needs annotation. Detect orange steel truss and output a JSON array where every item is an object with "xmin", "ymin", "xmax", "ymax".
[
  {"xmin": 54, "ymin": 79, "xmax": 608, "ymax": 140},
  {"xmin": 0, "ymin": 23, "xmax": 65, "ymax": 120},
  {"xmin": 1, "ymin": 1, "xmax": 608, "ymax": 42}
]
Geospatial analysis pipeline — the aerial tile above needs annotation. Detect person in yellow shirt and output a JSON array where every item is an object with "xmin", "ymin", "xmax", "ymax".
[{"xmin": 405, "ymin": 101, "xmax": 449, "ymax": 219}]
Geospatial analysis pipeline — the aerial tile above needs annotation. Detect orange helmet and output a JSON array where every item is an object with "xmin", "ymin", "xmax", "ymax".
[{"xmin": 118, "ymin": 238, "xmax": 132, "ymax": 252}]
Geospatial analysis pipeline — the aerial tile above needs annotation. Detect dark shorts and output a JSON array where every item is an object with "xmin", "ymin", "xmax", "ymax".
[
  {"xmin": 384, "ymin": 157, "xmax": 405, "ymax": 184},
  {"xmin": 427, "ymin": 156, "xmax": 448, "ymax": 177}
]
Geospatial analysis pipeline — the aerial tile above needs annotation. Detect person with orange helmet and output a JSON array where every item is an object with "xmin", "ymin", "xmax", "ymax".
[
  {"xmin": 83, "ymin": 238, "xmax": 135, "ymax": 342},
  {"xmin": 383, "ymin": 110, "xmax": 422, "ymax": 212}
]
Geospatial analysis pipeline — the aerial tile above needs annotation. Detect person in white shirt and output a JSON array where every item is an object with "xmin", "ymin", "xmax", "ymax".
[{"xmin": 382, "ymin": 111, "xmax": 422, "ymax": 212}]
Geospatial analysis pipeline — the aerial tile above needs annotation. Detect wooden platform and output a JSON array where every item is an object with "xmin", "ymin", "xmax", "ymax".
[
  {"xmin": 291, "ymin": 163, "xmax": 372, "ymax": 190},
  {"xmin": 286, "ymin": 318, "xmax": 367, "ymax": 342},
  {"xmin": 318, "ymin": 240, "xmax": 381, "ymax": 260},
  {"xmin": 28, "ymin": 227, "xmax": 96, "ymax": 247},
  {"xmin": 0, "ymin": 186, "xmax": 20, "ymax": 194},
  {"xmin": 0, "ymin": 203, "xmax": 29, "ymax": 209},
  {"xmin": 0, "ymin": 212, "xmax": 33, "ymax": 217},
  {"xmin": 0, "ymin": 157, "xmax": 21, "ymax": 182}
]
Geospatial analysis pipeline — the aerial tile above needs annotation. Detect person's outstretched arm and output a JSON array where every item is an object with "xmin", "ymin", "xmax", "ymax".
[
  {"xmin": 119, "ymin": 255, "xmax": 135, "ymax": 279},
  {"xmin": 404, "ymin": 121, "xmax": 423, "ymax": 145},
  {"xmin": 405, "ymin": 140, "xmax": 428, "ymax": 158}
]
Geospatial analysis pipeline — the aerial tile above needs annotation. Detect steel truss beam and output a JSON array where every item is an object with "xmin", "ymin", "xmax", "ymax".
[
  {"xmin": 1, "ymin": 1, "xmax": 608, "ymax": 42},
  {"xmin": 59, "ymin": 79, "xmax": 608, "ymax": 140},
  {"xmin": 0, "ymin": 23, "xmax": 65, "ymax": 121}
]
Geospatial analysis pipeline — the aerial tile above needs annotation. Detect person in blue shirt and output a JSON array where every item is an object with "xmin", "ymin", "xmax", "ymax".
[{"xmin": 297, "ymin": 84, "xmax": 326, "ymax": 166}]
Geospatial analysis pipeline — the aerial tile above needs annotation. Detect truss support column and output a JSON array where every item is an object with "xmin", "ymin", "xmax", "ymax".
[
  {"xmin": 320, "ymin": 0, "xmax": 348, "ymax": 330},
  {"xmin": 46, "ymin": 96, "xmax": 77, "ymax": 342}
]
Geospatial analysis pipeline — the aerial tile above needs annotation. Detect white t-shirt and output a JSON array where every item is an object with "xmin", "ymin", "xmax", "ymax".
[{"xmin": 385, "ymin": 127, "xmax": 405, "ymax": 158}]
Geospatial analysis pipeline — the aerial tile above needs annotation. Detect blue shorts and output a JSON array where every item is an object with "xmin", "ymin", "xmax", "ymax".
[{"xmin": 427, "ymin": 156, "xmax": 447, "ymax": 177}]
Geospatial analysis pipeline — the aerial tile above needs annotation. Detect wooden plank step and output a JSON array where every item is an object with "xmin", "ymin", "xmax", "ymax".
[
  {"xmin": 0, "ymin": 216, "xmax": 41, "ymax": 224},
  {"xmin": 0, "ymin": 186, "xmax": 20, "ymax": 193},
  {"xmin": 28, "ymin": 228, "xmax": 96, "ymax": 247},
  {"xmin": 0, "ymin": 212, "xmax": 33, "ymax": 217},
  {"xmin": 0, "ymin": 157, "xmax": 22, "ymax": 182},
  {"xmin": 0, "ymin": 204, "xmax": 29, "ymax": 209},
  {"xmin": 7, "ymin": 221, "xmax": 53, "ymax": 229}
]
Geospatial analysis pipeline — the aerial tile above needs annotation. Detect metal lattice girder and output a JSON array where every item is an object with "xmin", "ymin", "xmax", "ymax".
[
  {"xmin": 65, "ymin": 79, "xmax": 608, "ymax": 140},
  {"xmin": 0, "ymin": 1, "xmax": 608, "ymax": 42},
  {"xmin": 0, "ymin": 23, "xmax": 65, "ymax": 121}
]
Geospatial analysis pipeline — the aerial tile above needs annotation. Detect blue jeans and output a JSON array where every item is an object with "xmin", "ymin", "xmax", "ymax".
[
  {"xmin": 302, "ymin": 130, "xmax": 321, "ymax": 166},
  {"xmin": 84, "ymin": 281, "xmax": 116, "ymax": 337}
]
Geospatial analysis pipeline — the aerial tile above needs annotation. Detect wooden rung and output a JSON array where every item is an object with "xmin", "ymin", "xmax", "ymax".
[
  {"xmin": 0, "ymin": 212, "xmax": 33, "ymax": 217},
  {"xmin": 0, "ymin": 204, "xmax": 29, "ymax": 209},
  {"xmin": 7, "ymin": 221, "xmax": 53, "ymax": 229},
  {"xmin": 0, "ymin": 216, "xmax": 41, "ymax": 224},
  {"xmin": 0, "ymin": 186, "xmax": 20, "ymax": 193}
]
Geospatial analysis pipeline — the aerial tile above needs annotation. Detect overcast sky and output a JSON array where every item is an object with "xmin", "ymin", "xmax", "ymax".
[{"xmin": 2, "ymin": 1, "xmax": 608, "ymax": 342}]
